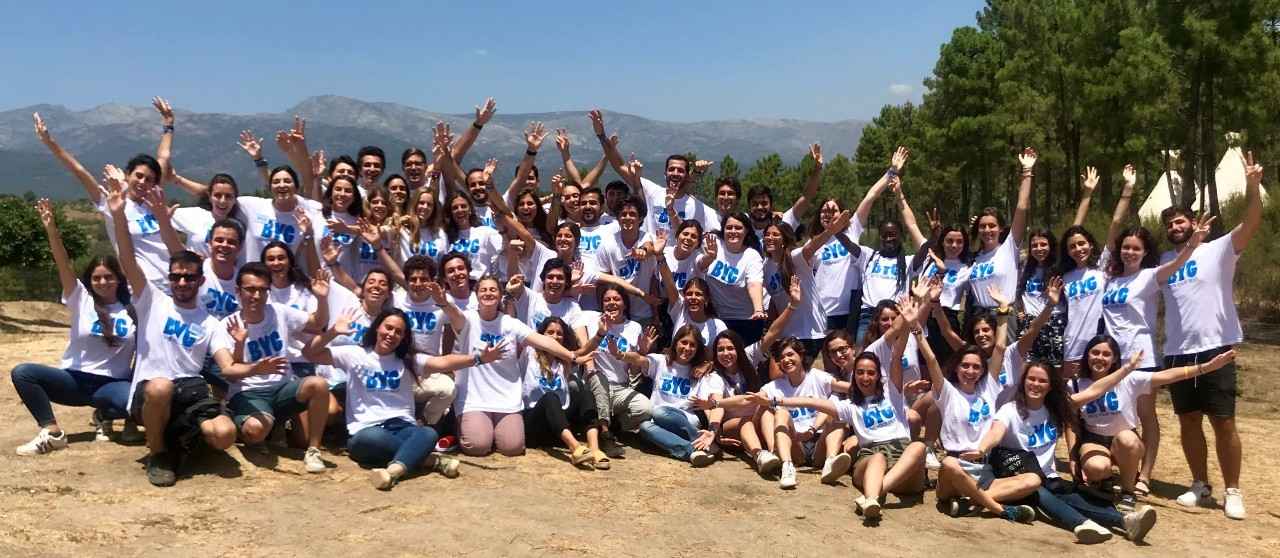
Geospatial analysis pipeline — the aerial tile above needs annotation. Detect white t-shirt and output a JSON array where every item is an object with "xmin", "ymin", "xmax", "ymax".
[
  {"xmin": 1062, "ymin": 261, "xmax": 1107, "ymax": 361},
  {"xmin": 474, "ymin": 204, "xmax": 498, "ymax": 230},
  {"xmin": 447, "ymin": 225, "xmax": 503, "ymax": 279},
  {"xmin": 324, "ymin": 280, "xmax": 377, "ymax": 384},
  {"xmin": 577, "ymin": 310, "xmax": 642, "ymax": 386},
  {"xmin": 645, "ymin": 354, "xmax": 700, "ymax": 427},
  {"xmin": 1102, "ymin": 268, "xmax": 1160, "ymax": 368},
  {"xmin": 520, "ymin": 347, "xmax": 570, "ymax": 411},
  {"xmin": 835, "ymin": 384, "xmax": 911, "ymax": 446},
  {"xmin": 503, "ymin": 242, "xmax": 557, "ymax": 293},
  {"xmin": 331, "ymin": 346, "xmax": 427, "ymax": 435},
  {"xmin": 937, "ymin": 377, "xmax": 1000, "ymax": 453},
  {"xmin": 171, "ymin": 206, "xmax": 216, "ymax": 258},
  {"xmin": 761, "ymin": 369, "xmax": 836, "ymax": 432},
  {"xmin": 994, "ymin": 402, "xmax": 1060, "ymax": 478},
  {"xmin": 1072, "ymin": 372, "xmax": 1154, "ymax": 437},
  {"xmin": 858, "ymin": 243, "xmax": 921, "ymax": 309},
  {"xmin": 668, "ymin": 298, "xmax": 726, "ymax": 348},
  {"xmin": 968, "ymin": 233, "xmax": 1020, "ymax": 309},
  {"xmin": 452, "ymin": 310, "xmax": 534, "ymax": 414},
  {"xmin": 577, "ymin": 221, "xmax": 620, "ymax": 262},
  {"xmin": 398, "ymin": 226, "xmax": 447, "ymax": 263},
  {"xmin": 663, "ymin": 247, "xmax": 702, "ymax": 292},
  {"xmin": 127, "ymin": 286, "xmax": 220, "ymax": 411},
  {"xmin": 865, "ymin": 335, "xmax": 922, "ymax": 385},
  {"xmin": 596, "ymin": 229, "xmax": 656, "ymax": 320},
  {"xmin": 640, "ymin": 177, "xmax": 720, "ymax": 236},
  {"xmin": 1020, "ymin": 266, "xmax": 1049, "ymax": 318},
  {"xmin": 921, "ymin": 257, "xmax": 971, "ymax": 311},
  {"xmin": 764, "ymin": 248, "xmax": 826, "ymax": 340},
  {"xmin": 393, "ymin": 289, "xmax": 449, "ymax": 355},
  {"xmin": 994, "ymin": 344, "xmax": 1027, "ymax": 406},
  {"xmin": 238, "ymin": 196, "xmax": 323, "ymax": 263},
  {"xmin": 704, "ymin": 237, "xmax": 764, "ymax": 320},
  {"xmin": 211, "ymin": 303, "xmax": 310, "ymax": 397},
  {"xmin": 98, "ymin": 196, "xmax": 169, "ymax": 288},
  {"xmin": 269, "ymin": 282, "xmax": 316, "ymax": 363},
  {"xmin": 1160, "ymin": 233, "xmax": 1243, "ymax": 355},
  {"xmin": 60, "ymin": 283, "xmax": 135, "ymax": 380},
  {"xmin": 812, "ymin": 219, "xmax": 865, "ymax": 316},
  {"xmin": 515, "ymin": 290, "xmax": 581, "ymax": 332},
  {"xmin": 197, "ymin": 259, "xmax": 240, "ymax": 320}
]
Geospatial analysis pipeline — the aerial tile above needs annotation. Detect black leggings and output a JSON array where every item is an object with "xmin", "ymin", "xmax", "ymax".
[{"xmin": 522, "ymin": 383, "xmax": 599, "ymax": 448}]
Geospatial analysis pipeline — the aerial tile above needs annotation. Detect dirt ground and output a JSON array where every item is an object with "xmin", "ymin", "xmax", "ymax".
[{"xmin": 0, "ymin": 302, "xmax": 1277, "ymax": 557}]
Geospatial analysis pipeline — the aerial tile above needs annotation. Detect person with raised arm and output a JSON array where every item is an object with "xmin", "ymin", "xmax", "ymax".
[
  {"xmin": 553, "ymin": 128, "xmax": 611, "ymax": 211},
  {"xmin": 1159, "ymin": 151, "xmax": 1263, "ymax": 520},
  {"xmin": 237, "ymin": 163, "xmax": 325, "ymax": 264},
  {"xmin": 747, "ymin": 143, "xmax": 824, "ymax": 241},
  {"xmin": 575, "ymin": 284, "xmax": 651, "ymax": 451},
  {"xmin": 1101, "ymin": 171, "xmax": 1212, "ymax": 494},
  {"xmin": 761, "ymin": 208, "xmax": 849, "ymax": 360},
  {"xmin": 520, "ymin": 317, "xmax": 605, "ymax": 469},
  {"xmin": 916, "ymin": 217, "xmax": 972, "ymax": 366},
  {"xmin": 1014, "ymin": 226, "xmax": 1062, "ymax": 366},
  {"xmin": 33, "ymin": 100, "xmax": 173, "ymax": 290},
  {"xmin": 588, "ymin": 109, "xmax": 719, "ymax": 235},
  {"xmin": 104, "ymin": 168, "xmax": 235, "ymax": 487},
  {"xmin": 210, "ymin": 263, "xmax": 331, "ymax": 473},
  {"xmin": 397, "ymin": 186, "xmax": 447, "ymax": 263},
  {"xmin": 967, "ymin": 148, "xmax": 1036, "ymax": 321},
  {"xmin": 654, "ymin": 229, "xmax": 724, "ymax": 344},
  {"xmin": 271, "ymin": 116, "xmax": 320, "ymax": 201},
  {"xmin": 595, "ymin": 194, "xmax": 658, "ymax": 324},
  {"xmin": 850, "ymin": 158, "xmax": 927, "ymax": 341},
  {"xmin": 12, "ymin": 199, "xmax": 139, "ymax": 455},
  {"xmin": 702, "ymin": 213, "xmax": 767, "ymax": 344},
  {"xmin": 304, "ymin": 308, "xmax": 494, "ymax": 489},
  {"xmin": 972, "ymin": 356, "xmax": 1161, "ymax": 544},
  {"xmin": 166, "ymin": 169, "xmax": 247, "ymax": 260},
  {"xmin": 508, "ymin": 258, "xmax": 583, "ymax": 331}
]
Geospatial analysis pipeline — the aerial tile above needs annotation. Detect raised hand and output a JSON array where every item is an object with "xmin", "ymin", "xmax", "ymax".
[
  {"xmin": 310, "ymin": 269, "xmax": 331, "ymax": 298},
  {"xmin": 140, "ymin": 184, "xmax": 176, "ymax": 220},
  {"xmin": 1122, "ymin": 163, "xmax": 1137, "ymax": 187},
  {"xmin": 809, "ymin": 143, "xmax": 824, "ymax": 168},
  {"xmin": 628, "ymin": 152, "xmax": 643, "ymax": 179},
  {"xmin": 1244, "ymin": 150, "xmax": 1264, "ymax": 187},
  {"xmin": 1124, "ymin": 350, "xmax": 1145, "ymax": 371},
  {"xmin": 238, "ymin": 130, "xmax": 264, "ymax": 160},
  {"xmin": 152, "ymin": 97, "xmax": 175, "ymax": 126},
  {"xmin": 474, "ymin": 97, "xmax": 497, "ymax": 126},
  {"xmin": 926, "ymin": 275, "xmax": 943, "ymax": 302},
  {"xmin": 550, "ymin": 173, "xmax": 565, "ymax": 195},
  {"xmin": 423, "ymin": 280, "xmax": 447, "ymax": 305},
  {"xmin": 926, "ymin": 207, "xmax": 942, "ymax": 235},
  {"xmin": 332, "ymin": 307, "xmax": 359, "ymax": 335},
  {"xmin": 226, "ymin": 315, "xmax": 249, "ymax": 345},
  {"xmin": 1188, "ymin": 214, "xmax": 1217, "ymax": 248},
  {"xmin": 788, "ymin": 275, "xmax": 803, "ymax": 307},
  {"xmin": 357, "ymin": 218, "xmax": 382, "ymax": 245},
  {"xmin": 1081, "ymin": 166, "xmax": 1099, "ymax": 194},
  {"xmin": 294, "ymin": 208, "xmax": 313, "ymax": 236},
  {"xmin": 432, "ymin": 121, "xmax": 454, "ymax": 154},
  {"xmin": 899, "ymin": 296, "xmax": 920, "ymax": 324},
  {"xmin": 652, "ymin": 229, "xmax": 669, "ymax": 255},
  {"xmin": 1018, "ymin": 147, "xmax": 1038, "ymax": 172},
  {"xmin": 987, "ymin": 284, "xmax": 1010, "ymax": 309},
  {"xmin": 482, "ymin": 158, "xmax": 498, "ymax": 184},
  {"xmin": 890, "ymin": 146, "xmax": 910, "ymax": 172},
  {"xmin": 505, "ymin": 273, "xmax": 526, "ymax": 295},
  {"xmin": 702, "ymin": 232, "xmax": 719, "ymax": 259},
  {"xmin": 587, "ymin": 109, "xmax": 606, "ymax": 136},
  {"xmin": 525, "ymin": 121, "xmax": 548, "ymax": 152},
  {"xmin": 554, "ymin": 128, "xmax": 571, "ymax": 156},
  {"xmin": 33, "ymin": 113, "xmax": 54, "ymax": 145},
  {"xmin": 606, "ymin": 333, "xmax": 622, "ymax": 357},
  {"xmin": 825, "ymin": 209, "xmax": 852, "ymax": 234},
  {"xmin": 311, "ymin": 149, "xmax": 326, "ymax": 178},
  {"xmin": 319, "ymin": 235, "xmax": 340, "ymax": 266},
  {"xmin": 1045, "ymin": 276, "xmax": 1064, "ymax": 306},
  {"xmin": 640, "ymin": 323, "xmax": 660, "ymax": 353},
  {"xmin": 506, "ymin": 238, "xmax": 526, "ymax": 257},
  {"xmin": 693, "ymin": 159, "xmax": 714, "ymax": 175},
  {"xmin": 288, "ymin": 115, "xmax": 307, "ymax": 144},
  {"xmin": 35, "ymin": 198, "xmax": 55, "ymax": 229}
]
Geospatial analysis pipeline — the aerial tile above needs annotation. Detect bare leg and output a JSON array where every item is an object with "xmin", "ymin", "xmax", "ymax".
[
  {"xmin": 883, "ymin": 442, "xmax": 928, "ymax": 494},
  {"xmin": 1178, "ymin": 411, "xmax": 1210, "ymax": 483},
  {"xmin": 1137, "ymin": 393, "xmax": 1159, "ymax": 482},
  {"xmin": 860, "ymin": 453, "xmax": 888, "ymax": 502},
  {"xmin": 201, "ymin": 415, "xmax": 237, "ymax": 450},
  {"xmin": 141, "ymin": 379, "xmax": 175, "ymax": 454},
  {"xmin": 1111, "ymin": 430, "xmax": 1144, "ymax": 492},
  {"xmin": 299, "ymin": 377, "xmax": 330, "ymax": 448},
  {"xmin": 1209, "ymin": 416, "xmax": 1242, "ymax": 488},
  {"xmin": 937, "ymin": 457, "xmax": 1004, "ymax": 514}
]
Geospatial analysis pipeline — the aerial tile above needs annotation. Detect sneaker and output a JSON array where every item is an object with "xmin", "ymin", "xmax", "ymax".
[
  {"xmin": 600, "ymin": 434, "xmax": 627, "ymax": 458},
  {"xmin": 689, "ymin": 449, "xmax": 715, "ymax": 467},
  {"xmin": 925, "ymin": 449, "xmax": 941, "ymax": 470},
  {"xmin": 853, "ymin": 495, "xmax": 868, "ymax": 516},
  {"xmin": 16, "ymin": 428, "xmax": 68, "ymax": 456},
  {"xmin": 92, "ymin": 410, "xmax": 111, "ymax": 441},
  {"xmin": 1117, "ymin": 492, "xmax": 1137, "ymax": 513},
  {"xmin": 120, "ymin": 419, "xmax": 144, "ymax": 443},
  {"xmin": 945, "ymin": 497, "xmax": 973, "ymax": 518},
  {"xmin": 369, "ymin": 468, "xmax": 394, "ymax": 490},
  {"xmin": 1175, "ymin": 480, "xmax": 1213, "ymax": 508},
  {"xmin": 1001, "ymin": 504, "xmax": 1036, "ymax": 524},
  {"xmin": 779, "ymin": 461, "xmax": 798, "ymax": 489},
  {"xmin": 821, "ymin": 453, "xmax": 852, "ymax": 485},
  {"xmin": 1224, "ymin": 488, "xmax": 1246, "ymax": 520},
  {"xmin": 303, "ymin": 447, "xmax": 326, "ymax": 473},
  {"xmin": 434, "ymin": 435, "xmax": 459, "ymax": 454},
  {"xmin": 426, "ymin": 452, "xmax": 460, "ymax": 479},
  {"xmin": 146, "ymin": 452, "xmax": 177, "ymax": 487},
  {"xmin": 1123, "ymin": 505, "xmax": 1157, "ymax": 543},
  {"xmin": 1073, "ymin": 519, "xmax": 1112, "ymax": 544},
  {"xmin": 755, "ymin": 449, "xmax": 782, "ymax": 476},
  {"xmin": 861, "ymin": 497, "xmax": 882, "ymax": 520}
]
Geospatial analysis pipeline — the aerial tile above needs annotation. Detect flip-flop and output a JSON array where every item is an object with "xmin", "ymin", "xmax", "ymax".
[
  {"xmin": 571, "ymin": 445, "xmax": 592, "ymax": 467},
  {"xmin": 592, "ymin": 450, "xmax": 612, "ymax": 470},
  {"xmin": 1134, "ymin": 478, "xmax": 1151, "ymax": 497}
]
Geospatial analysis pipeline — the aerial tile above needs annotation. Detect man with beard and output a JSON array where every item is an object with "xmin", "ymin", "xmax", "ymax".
[
  {"xmin": 450, "ymin": 121, "xmax": 547, "ymax": 230},
  {"xmin": 1161, "ymin": 151, "xmax": 1264, "ymax": 521},
  {"xmin": 748, "ymin": 144, "xmax": 825, "ymax": 243},
  {"xmin": 106, "ymin": 172, "xmax": 235, "ymax": 487},
  {"xmin": 587, "ymin": 110, "xmax": 719, "ymax": 236}
]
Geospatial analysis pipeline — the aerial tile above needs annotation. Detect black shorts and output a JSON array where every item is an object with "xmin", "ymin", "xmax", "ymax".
[{"xmin": 1166, "ymin": 346, "xmax": 1237, "ymax": 418}]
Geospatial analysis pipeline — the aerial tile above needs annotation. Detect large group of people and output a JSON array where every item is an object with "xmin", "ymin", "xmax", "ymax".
[{"xmin": 12, "ymin": 96, "xmax": 1264, "ymax": 544}]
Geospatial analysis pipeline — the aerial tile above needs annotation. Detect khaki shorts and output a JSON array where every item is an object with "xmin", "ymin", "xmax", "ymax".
[{"xmin": 856, "ymin": 437, "xmax": 909, "ymax": 469}]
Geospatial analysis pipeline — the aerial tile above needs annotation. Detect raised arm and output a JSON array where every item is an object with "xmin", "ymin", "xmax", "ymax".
[
  {"xmin": 451, "ymin": 97, "xmax": 496, "ymax": 162},
  {"xmin": 855, "ymin": 146, "xmax": 908, "ymax": 227},
  {"xmin": 760, "ymin": 279, "xmax": 802, "ymax": 351},
  {"xmin": 103, "ymin": 167, "xmax": 148, "ymax": 295},
  {"xmin": 986, "ymin": 285, "xmax": 1012, "ymax": 381},
  {"xmin": 276, "ymin": 116, "xmax": 316, "ymax": 200},
  {"xmin": 554, "ymin": 129, "xmax": 587, "ymax": 187},
  {"xmin": 891, "ymin": 176, "xmax": 928, "ymax": 248},
  {"xmin": 33, "ymin": 113, "xmax": 101, "ymax": 203},
  {"xmin": 1072, "ymin": 166, "xmax": 1098, "ymax": 227},
  {"xmin": 1067, "ymin": 351, "xmax": 1144, "ymax": 408},
  {"xmin": 1156, "ymin": 215, "xmax": 1214, "ymax": 284},
  {"xmin": 1016, "ymin": 277, "xmax": 1062, "ymax": 356},
  {"xmin": 607, "ymin": 338, "xmax": 651, "ymax": 371},
  {"xmin": 139, "ymin": 187, "xmax": 185, "ymax": 255},
  {"xmin": 919, "ymin": 314, "xmax": 945, "ymax": 399},
  {"xmin": 652, "ymin": 231, "xmax": 680, "ymax": 302},
  {"xmin": 801, "ymin": 210, "xmax": 851, "ymax": 263},
  {"xmin": 166, "ymin": 167, "xmax": 210, "ymax": 198},
  {"xmin": 425, "ymin": 281, "xmax": 466, "ymax": 336},
  {"xmin": 1149, "ymin": 349, "xmax": 1237, "ymax": 388},
  {"xmin": 588, "ymin": 110, "xmax": 640, "ymax": 190},
  {"xmin": 1010, "ymin": 147, "xmax": 1037, "ymax": 244},
  {"xmin": 1233, "ymin": 151, "xmax": 1264, "ymax": 253},
  {"xmin": 302, "ymin": 308, "xmax": 357, "ymax": 365},
  {"xmin": 238, "ymin": 130, "xmax": 270, "ymax": 188},
  {"xmin": 36, "ymin": 199, "xmax": 79, "ymax": 300},
  {"xmin": 152, "ymin": 97, "xmax": 175, "ymax": 180},
  {"xmin": 790, "ymin": 143, "xmax": 823, "ymax": 219}
]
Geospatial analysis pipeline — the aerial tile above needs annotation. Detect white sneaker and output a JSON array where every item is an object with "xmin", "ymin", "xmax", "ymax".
[
  {"xmin": 16, "ymin": 429, "xmax": 68, "ymax": 456},
  {"xmin": 1224, "ymin": 488, "xmax": 1246, "ymax": 520},
  {"xmin": 1073, "ymin": 519, "xmax": 1112, "ymax": 544},
  {"xmin": 92, "ymin": 410, "xmax": 111, "ymax": 441},
  {"xmin": 119, "ymin": 419, "xmax": 144, "ymax": 443},
  {"xmin": 861, "ymin": 497, "xmax": 882, "ymax": 519},
  {"xmin": 303, "ymin": 447, "xmax": 326, "ymax": 473},
  {"xmin": 689, "ymin": 449, "xmax": 715, "ymax": 467},
  {"xmin": 821, "ymin": 453, "xmax": 852, "ymax": 485},
  {"xmin": 1123, "ymin": 505, "xmax": 1157, "ymax": 543},
  {"xmin": 779, "ymin": 461, "xmax": 798, "ymax": 489},
  {"xmin": 1176, "ymin": 480, "xmax": 1213, "ymax": 508},
  {"xmin": 755, "ymin": 449, "xmax": 782, "ymax": 475},
  {"xmin": 925, "ymin": 449, "xmax": 941, "ymax": 470}
]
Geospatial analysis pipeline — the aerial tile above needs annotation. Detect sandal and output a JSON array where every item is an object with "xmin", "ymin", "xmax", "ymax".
[
  {"xmin": 591, "ymin": 449, "xmax": 611, "ymax": 470},
  {"xmin": 571, "ymin": 445, "xmax": 592, "ymax": 467},
  {"xmin": 1134, "ymin": 477, "xmax": 1151, "ymax": 497}
]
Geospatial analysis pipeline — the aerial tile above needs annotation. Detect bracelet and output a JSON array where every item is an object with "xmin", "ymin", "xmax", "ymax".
[
  {"xmin": 162, "ymin": 125, "xmax": 174, "ymax": 134},
  {"xmin": 996, "ymin": 306, "xmax": 1011, "ymax": 316},
  {"xmin": 472, "ymin": 122, "xmax": 483, "ymax": 130},
  {"xmin": 885, "ymin": 168, "xmax": 897, "ymax": 178},
  {"xmin": 526, "ymin": 149, "xmax": 538, "ymax": 157},
  {"xmin": 473, "ymin": 352, "xmax": 484, "ymax": 366},
  {"xmin": 770, "ymin": 395, "xmax": 780, "ymax": 409},
  {"xmin": 254, "ymin": 158, "xmax": 269, "ymax": 168},
  {"xmin": 1020, "ymin": 169, "xmax": 1034, "ymax": 177}
]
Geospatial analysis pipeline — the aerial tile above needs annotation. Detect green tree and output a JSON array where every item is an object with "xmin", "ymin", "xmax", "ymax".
[{"xmin": 0, "ymin": 196, "xmax": 91, "ymax": 269}]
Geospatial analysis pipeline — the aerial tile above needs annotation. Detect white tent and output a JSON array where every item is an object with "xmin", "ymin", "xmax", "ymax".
[{"xmin": 1138, "ymin": 147, "xmax": 1268, "ymax": 222}]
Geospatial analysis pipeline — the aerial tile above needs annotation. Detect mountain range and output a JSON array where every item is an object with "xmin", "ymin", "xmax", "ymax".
[{"xmin": 0, "ymin": 96, "xmax": 864, "ymax": 199}]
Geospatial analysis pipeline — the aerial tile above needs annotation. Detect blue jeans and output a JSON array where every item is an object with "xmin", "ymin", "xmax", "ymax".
[
  {"xmin": 853, "ymin": 305, "xmax": 875, "ymax": 344},
  {"xmin": 347, "ymin": 418, "xmax": 439, "ymax": 470},
  {"xmin": 11, "ymin": 363, "xmax": 130, "ymax": 426},
  {"xmin": 639, "ymin": 405, "xmax": 699, "ymax": 461},
  {"xmin": 1034, "ymin": 486, "xmax": 1124, "ymax": 530}
]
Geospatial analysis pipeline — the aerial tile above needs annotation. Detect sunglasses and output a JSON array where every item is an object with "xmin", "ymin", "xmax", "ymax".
[{"xmin": 168, "ymin": 272, "xmax": 201, "ymax": 283}]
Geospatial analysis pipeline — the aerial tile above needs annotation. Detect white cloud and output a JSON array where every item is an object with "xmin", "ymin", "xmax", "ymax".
[
  {"xmin": 473, "ymin": 49, "xmax": 489, "ymax": 56},
  {"xmin": 888, "ymin": 83, "xmax": 913, "ymax": 97}
]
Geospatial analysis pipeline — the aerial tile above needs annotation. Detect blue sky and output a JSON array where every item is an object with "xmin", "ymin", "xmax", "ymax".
[{"xmin": 3, "ymin": 1, "xmax": 986, "ymax": 122}]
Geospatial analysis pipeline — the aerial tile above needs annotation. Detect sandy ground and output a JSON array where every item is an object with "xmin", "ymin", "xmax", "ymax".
[{"xmin": 0, "ymin": 302, "xmax": 1277, "ymax": 557}]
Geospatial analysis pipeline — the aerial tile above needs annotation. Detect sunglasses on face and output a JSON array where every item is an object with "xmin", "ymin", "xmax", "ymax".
[{"xmin": 168, "ymin": 272, "xmax": 201, "ymax": 283}]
